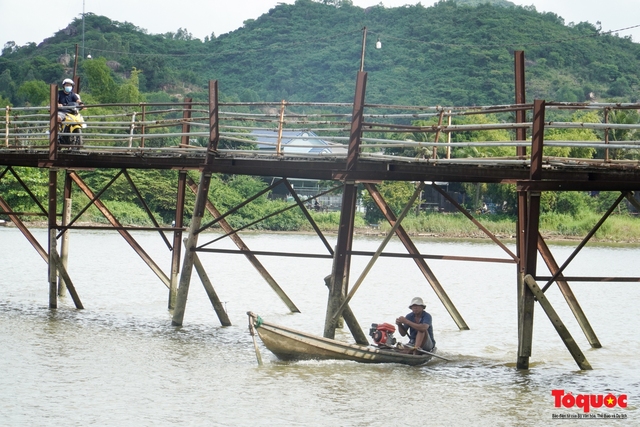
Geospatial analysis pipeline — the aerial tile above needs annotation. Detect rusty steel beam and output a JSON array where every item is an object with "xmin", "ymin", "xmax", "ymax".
[
  {"xmin": 517, "ymin": 99, "xmax": 546, "ymax": 370},
  {"xmin": 195, "ymin": 179, "xmax": 283, "ymax": 235},
  {"xmin": 514, "ymin": 51, "xmax": 527, "ymax": 157},
  {"xmin": 185, "ymin": 175, "xmax": 300, "ymax": 313},
  {"xmin": 205, "ymin": 80, "xmax": 219, "ymax": 165},
  {"xmin": 364, "ymin": 182, "xmax": 469, "ymax": 330},
  {"xmin": 48, "ymin": 169, "xmax": 57, "ymax": 308},
  {"xmin": 0, "ymin": 195, "xmax": 47, "ymax": 261},
  {"xmin": 541, "ymin": 192, "xmax": 627, "ymax": 293},
  {"xmin": 68, "ymin": 171, "xmax": 171, "ymax": 288},
  {"xmin": 537, "ymin": 234, "xmax": 601, "ymax": 348},
  {"xmin": 324, "ymin": 182, "xmax": 358, "ymax": 339},
  {"xmin": 192, "ymin": 249, "xmax": 231, "ymax": 326},
  {"xmin": 122, "ymin": 169, "xmax": 172, "ymax": 249},
  {"xmin": 517, "ymin": 180, "xmax": 640, "ymax": 192},
  {"xmin": 8, "ymin": 167, "xmax": 48, "ymax": 215},
  {"xmin": 524, "ymin": 275, "xmax": 592, "ymax": 370},
  {"xmin": 283, "ymin": 179, "xmax": 333, "ymax": 255},
  {"xmin": 431, "ymin": 182, "xmax": 518, "ymax": 262},
  {"xmin": 181, "ymin": 98, "xmax": 192, "ymax": 147},
  {"xmin": 536, "ymin": 276, "xmax": 640, "ymax": 282},
  {"xmin": 346, "ymin": 72, "xmax": 367, "ymax": 171},
  {"xmin": 49, "ymin": 84, "xmax": 58, "ymax": 161}
]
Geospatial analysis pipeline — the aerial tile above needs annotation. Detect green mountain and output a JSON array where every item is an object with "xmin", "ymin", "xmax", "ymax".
[{"xmin": 2, "ymin": 0, "xmax": 639, "ymax": 107}]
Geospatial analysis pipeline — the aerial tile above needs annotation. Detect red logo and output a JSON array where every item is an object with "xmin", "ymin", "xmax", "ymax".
[{"xmin": 552, "ymin": 390, "xmax": 628, "ymax": 413}]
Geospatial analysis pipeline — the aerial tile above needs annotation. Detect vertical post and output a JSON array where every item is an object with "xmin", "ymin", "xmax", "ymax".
[
  {"xmin": 276, "ymin": 100, "xmax": 286, "ymax": 155},
  {"xmin": 48, "ymin": 169, "xmax": 58, "ymax": 308},
  {"xmin": 346, "ymin": 72, "xmax": 367, "ymax": 171},
  {"xmin": 446, "ymin": 110, "xmax": 452, "ymax": 159},
  {"xmin": 73, "ymin": 44, "xmax": 79, "ymax": 79},
  {"xmin": 514, "ymin": 50, "xmax": 526, "ymax": 158},
  {"xmin": 517, "ymin": 99, "xmax": 545, "ymax": 369},
  {"xmin": 171, "ymin": 173, "xmax": 212, "ymax": 326},
  {"xmin": 172, "ymin": 81, "xmax": 218, "ymax": 326},
  {"xmin": 58, "ymin": 172, "xmax": 73, "ymax": 297},
  {"xmin": 73, "ymin": 76, "xmax": 81, "ymax": 95},
  {"xmin": 5, "ymin": 105, "xmax": 9, "ymax": 147},
  {"xmin": 359, "ymin": 27, "xmax": 367, "ymax": 72},
  {"xmin": 324, "ymin": 182, "xmax": 358, "ymax": 339},
  {"xmin": 181, "ymin": 97, "xmax": 192, "ymax": 147},
  {"xmin": 140, "ymin": 104, "xmax": 146, "ymax": 148},
  {"xmin": 604, "ymin": 108, "xmax": 610, "ymax": 162},
  {"xmin": 205, "ymin": 80, "xmax": 220, "ymax": 160},
  {"xmin": 324, "ymin": 71, "xmax": 367, "ymax": 339},
  {"xmin": 514, "ymin": 50, "xmax": 528, "ymax": 368},
  {"xmin": 168, "ymin": 171, "xmax": 187, "ymax": 310},
  {"xmin": 49, "ymin": 84, "xmax": 58, "ymax": 161}
]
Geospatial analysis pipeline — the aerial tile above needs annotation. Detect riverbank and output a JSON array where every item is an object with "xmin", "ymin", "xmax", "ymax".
[{"xmin": 6, "ymin": 213, "xmax": 640, "ymax": 245}]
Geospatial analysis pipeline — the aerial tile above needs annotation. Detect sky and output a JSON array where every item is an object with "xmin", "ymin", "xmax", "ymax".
[{"xmin": 1, "ymin": 0, "xmax": 639, "ymax": 47}]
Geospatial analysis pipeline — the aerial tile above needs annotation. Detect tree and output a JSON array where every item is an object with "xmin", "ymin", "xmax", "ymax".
[
  {"xmin": 362, "ymin": 181, "xmax": 417, "ymax": 223},
  {"xmin": 16, "ymin": 80, "xmax": 50, "ymax": 106},
  {"xmin": 116, "ymin": 68, "xmax": 142, "ymax": 103},
  {"xmin": 82, "ymin": 57, "xmax": 118, "ymax": 103}
]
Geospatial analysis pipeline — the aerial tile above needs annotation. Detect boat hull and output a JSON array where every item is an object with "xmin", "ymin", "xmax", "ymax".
[{"xmin": 248, "ymin": 312, "xmax": 433, "ymax": 366}]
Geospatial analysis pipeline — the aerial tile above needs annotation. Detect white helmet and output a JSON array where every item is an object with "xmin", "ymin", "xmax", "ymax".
[{"xmin": 62, "ymin": 78, "xmax": 74, "ymax": 86}]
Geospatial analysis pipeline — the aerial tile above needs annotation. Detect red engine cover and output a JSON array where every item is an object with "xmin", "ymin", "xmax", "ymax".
[{"xmin": 376, "ymin": 323, "xmax": 396, "ymax": 333}]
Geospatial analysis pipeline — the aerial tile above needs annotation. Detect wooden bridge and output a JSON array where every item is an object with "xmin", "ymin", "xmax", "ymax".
[{"xmin": 2, "ymin": 51, "xmax": 640, "ymax": 370}]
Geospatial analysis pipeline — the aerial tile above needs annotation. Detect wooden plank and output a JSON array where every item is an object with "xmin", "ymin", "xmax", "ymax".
[{"xmin": 524, "ymin": 275, "xmax": 592, "ymax": 370}]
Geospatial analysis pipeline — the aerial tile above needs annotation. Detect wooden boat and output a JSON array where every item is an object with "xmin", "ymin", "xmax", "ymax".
[{"xmin": 247, "ymin": 312, "xmax": 434, "ymax": 366}]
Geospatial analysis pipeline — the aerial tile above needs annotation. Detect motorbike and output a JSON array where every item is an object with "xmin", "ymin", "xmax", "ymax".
[{"xmin": 58, "ymin": 102, "xmax": 86, "ymax": 147}]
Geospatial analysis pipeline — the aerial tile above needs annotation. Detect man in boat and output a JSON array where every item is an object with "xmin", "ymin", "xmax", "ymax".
[{"xmin": 396, "ymin": 297, "xmax": 435, "ymax": 354}]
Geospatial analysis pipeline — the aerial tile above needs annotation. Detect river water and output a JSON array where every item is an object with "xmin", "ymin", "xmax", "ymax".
[{"xmin": 1, "ymin": 228, "xmax": 638, "ymax": 426}]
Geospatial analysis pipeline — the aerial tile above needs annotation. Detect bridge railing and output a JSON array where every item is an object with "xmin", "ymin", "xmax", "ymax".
[{"xmin": 2, "ymin": 96, "xmax": 640, "ymax": 166}]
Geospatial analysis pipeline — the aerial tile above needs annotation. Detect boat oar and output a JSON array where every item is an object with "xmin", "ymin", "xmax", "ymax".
[
  {"xmin": 247, "ymin": 313, "xmax": 263, "ymax": 366},
  {"xmin": 412, "ymin": 347, "xmax": 450, "ymax": 362}
]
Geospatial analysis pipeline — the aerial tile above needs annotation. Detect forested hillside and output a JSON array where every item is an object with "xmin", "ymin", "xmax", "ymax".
[{"xmin": 1, "ymin": 0, "xmax": 639, "ymax": 108}]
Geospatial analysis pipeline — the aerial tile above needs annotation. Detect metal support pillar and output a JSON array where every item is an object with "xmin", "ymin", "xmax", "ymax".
[
  {"xmin": 365, "ymin": 183, "xmax": 469, "ymax": 330},
  {"xmin": 324, "ymin": 70, "xmax": 367, "ymax": 340},
  {"xmin": 324, "ymin": 182, "xmax": 358, "ymax": 339},
  {"xmin": 169, "ymin": 171, "xmax": 187, "ymax": 309},
  {"xmin": 48, "ymin": 169, "xmax": 57, "ymax": 308},
  {"xmin": 49, "ymin": 85, "xmax": 58, "ymax": 162},
  {"xmin": 172, "ymin": 172, "xmax": 212, "ymax": 326},
  {"xmin": 514, "ymin": 50, "xmax": 526, "ymax": 158},
  {"xmin": 58, "ymin": 172, "xmax": 72, "ymax": 297},
  {"xmin": 172, "ymin": 81, "xmax": 219, "ymax": 326},
  {"xmin": 517, "ymin": 99, "xmax": 545, "ymax": 369}
]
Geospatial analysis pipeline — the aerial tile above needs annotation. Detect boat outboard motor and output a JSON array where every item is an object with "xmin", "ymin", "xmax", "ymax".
[{"xmin": 369, "ymin": 323, "xmax": 397, "ymax": 347}]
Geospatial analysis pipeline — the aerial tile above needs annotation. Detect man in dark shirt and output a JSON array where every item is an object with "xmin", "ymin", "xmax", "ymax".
[
  {"xmin": 396, "ymin": 297, "xmax": 435, "ymax": 353},
  {"xmin": 57, "ymin": 78, "xmax": 82, "ymax": 121}
]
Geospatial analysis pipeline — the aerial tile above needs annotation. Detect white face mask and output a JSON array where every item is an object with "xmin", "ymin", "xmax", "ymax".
[{"xmin": 64, "ymin": 86, "xmax": 73, "ymax": 93}]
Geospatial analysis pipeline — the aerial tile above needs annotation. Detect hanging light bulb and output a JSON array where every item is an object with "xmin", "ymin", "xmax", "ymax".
[{"xmin": 376, "ymin": 37, "xmax": 382, "ymax": 49}]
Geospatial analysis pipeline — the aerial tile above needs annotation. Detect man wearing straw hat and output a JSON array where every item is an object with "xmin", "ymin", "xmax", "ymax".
[{"xmin": 396, "ymin": 297, "xmax": 435, "ymax": 354}]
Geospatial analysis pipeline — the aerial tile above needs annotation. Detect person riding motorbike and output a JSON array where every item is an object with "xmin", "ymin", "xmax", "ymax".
[{"xmin": 57, "ymin": 78, "xmax": 85, "ymax": 146}]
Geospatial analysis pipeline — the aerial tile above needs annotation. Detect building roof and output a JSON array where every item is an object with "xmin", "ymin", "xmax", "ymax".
[{"xmin": 251, "ymin": 130, "xmax": 333, "ymax": 154}]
